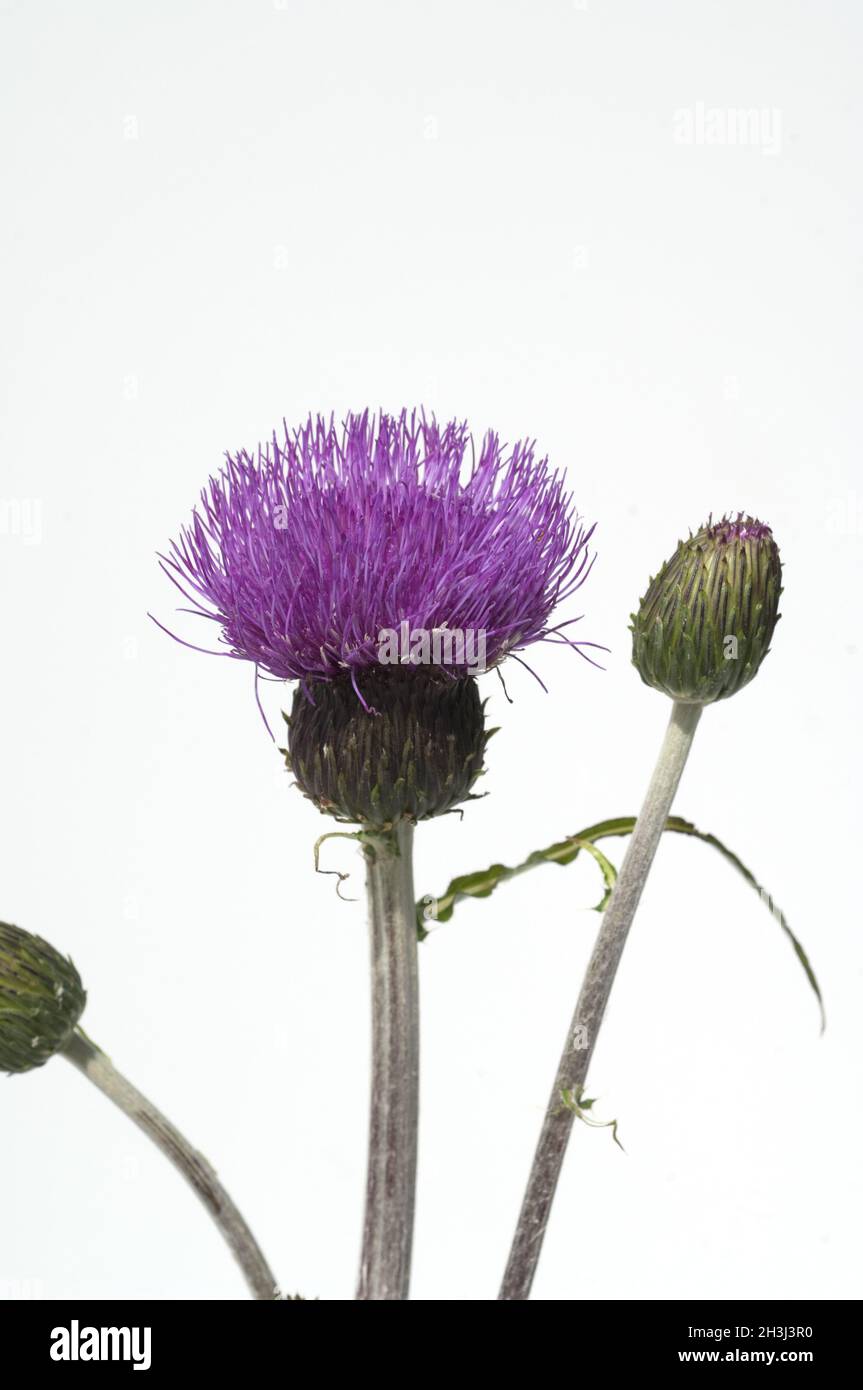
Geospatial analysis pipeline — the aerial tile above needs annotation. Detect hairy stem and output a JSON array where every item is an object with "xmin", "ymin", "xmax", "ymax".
[
  {"xmin": 499, "ymin": 700, "xmax": 703, "ymax": 1300},
  {"xmin": 356, "ymin": 821, "xmax": 419, "ymax": 1300},
  {"xmin": 61, "ymin": 1029, "xmax": 277, "ymax": 1300}
]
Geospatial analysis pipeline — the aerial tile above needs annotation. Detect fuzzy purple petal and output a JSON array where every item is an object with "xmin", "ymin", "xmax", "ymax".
[{"xmin": 159, "ymin": 409, "xmax": 597, "ymax": 683}]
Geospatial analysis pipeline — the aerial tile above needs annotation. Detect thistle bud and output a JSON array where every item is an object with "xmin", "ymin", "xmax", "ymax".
[
  {"xmin": 285, "ymin": 667, "xmax": 489, "ymax": 827},
  {"xmin": 631, "ymin": 515, "xmax": 782, "ymax": 704},
  {"xmin": 0, "ymin": 923, "xmax": 86, "ymax": 1073}
]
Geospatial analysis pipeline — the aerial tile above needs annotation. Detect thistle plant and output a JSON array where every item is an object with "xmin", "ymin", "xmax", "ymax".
[
  {"xmin": 3, "ymin": 410, "xmax": 816, "ymax": 1301},
  {"xmin": 158, "ymin": 409, "xmax": 598, "ymax": 1299},
  {"xmin": 0, "ymin": 922, "xmax": 276, "ymax": 1300},
  {"xmin": 499, "ymin": 514, "xmax": 785, "ymax": 1300}
]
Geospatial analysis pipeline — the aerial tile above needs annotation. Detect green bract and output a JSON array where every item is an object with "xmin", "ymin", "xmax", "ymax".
[
  {"xmin": 285, "ymin": 667, "xmax": 490, "ymax": 827},
  {"xmin": 0, "ymin": 923, "xmax": 86, "ymax": 1073},
  {"xmin": 631, "ymin": 515, "xmax": 782, "ymax": 704}
]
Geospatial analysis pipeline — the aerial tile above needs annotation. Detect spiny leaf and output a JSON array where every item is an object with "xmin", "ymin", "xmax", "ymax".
[
  {"xmin": 572, "ymin": 838, "xmax": 618, "ymax": 911},
  {"xmin": 417, "ymin": 814, "xmax": 824, "ymax": 1030},
  {"xmin": 415, "ymin": 836, "xmax": 615, "ymax": 928}
]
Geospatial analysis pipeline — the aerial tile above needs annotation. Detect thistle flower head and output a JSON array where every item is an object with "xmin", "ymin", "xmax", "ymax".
[
  {"xmin": 631, "ymin": 513, "xmax": 782, "ymax": 704},
  {"xmin": 0, "ymin": 923, "xmax": 86, "ymax": 1074},
  {"xmin": 159, "ymin": 410, "xmax": 595, "ymax": 691}
]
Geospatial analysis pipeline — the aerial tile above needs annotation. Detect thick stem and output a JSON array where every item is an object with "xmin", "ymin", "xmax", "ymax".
[
  {"xmin": 356, "ymin": 821, "xmax": 419, "ymax": 1300},
  {"xmin": 61, "ymin": 1029, "xmax": 277, "ymax": 1301},
  {"xmin": 500, "ymin": 699, "xmax": 703, "ymax": 1301}
]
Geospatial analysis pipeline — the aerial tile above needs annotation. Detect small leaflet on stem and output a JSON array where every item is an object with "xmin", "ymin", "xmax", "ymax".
[{"xmin": 559, "ymin": 1086, "xmax": 626, "ymax": 1153}]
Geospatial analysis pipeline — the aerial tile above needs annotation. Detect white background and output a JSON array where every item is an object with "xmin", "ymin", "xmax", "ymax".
[{"xmin": 1, "ymin": 0, "xmax": 860, "ymax": 1302}]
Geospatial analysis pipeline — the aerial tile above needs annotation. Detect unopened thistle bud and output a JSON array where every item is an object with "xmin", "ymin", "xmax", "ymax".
[
  {"xmin": 285, "ymin": 667, "xmax": 489, "ymax": 827},
  {"xmin": 631, "ymin": 514, "xmax": 782, "ymax": 704},
  {"xmin": 0, "ymin": 923, "xmax": 86, "ymax": 1073}
]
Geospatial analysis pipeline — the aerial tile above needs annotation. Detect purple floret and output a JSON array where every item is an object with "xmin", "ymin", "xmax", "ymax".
[
  {"xmin": 708, "ymin": 514, "xmax": 773, "ymax": 544},
  {"xmin": 157, "ymin": 409, "xmax": 597, "ymax": 690}
]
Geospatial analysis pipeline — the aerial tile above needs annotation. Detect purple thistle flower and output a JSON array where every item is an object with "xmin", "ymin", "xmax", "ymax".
[{"xmin": 157, "ymin": 410, "xmax": 598, "ymax": 695}]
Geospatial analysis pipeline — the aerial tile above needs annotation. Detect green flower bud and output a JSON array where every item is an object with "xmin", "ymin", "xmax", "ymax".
[
  {"xmin": 0, "ymin": 923, "xmax": 86, "ymax": 1073},
  {"xmin": 285, "ymin": 667, "xmax": 489, "ymax": 827},
  {"xmin": 631, "ymin": 515, "xmax": 782, "ymax": 704}
]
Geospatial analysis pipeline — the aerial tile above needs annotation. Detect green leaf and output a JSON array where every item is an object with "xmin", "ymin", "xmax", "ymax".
[
  {"xmin": 560, "ymin": 1086, "xmax": 625, "ymax": 1152},
  {"xmin": 417, "ymin": 814, "xmax": 824, "ymax": 1030},
  {"xmin": 415, "ymin": 835, "xmax": 616, "ymax": 931}
]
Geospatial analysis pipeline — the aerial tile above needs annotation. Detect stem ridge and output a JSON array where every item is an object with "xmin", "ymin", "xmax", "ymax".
[{"xmin": 357, "ymin": 822, "xmax": 419, "ymax": 1301}]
